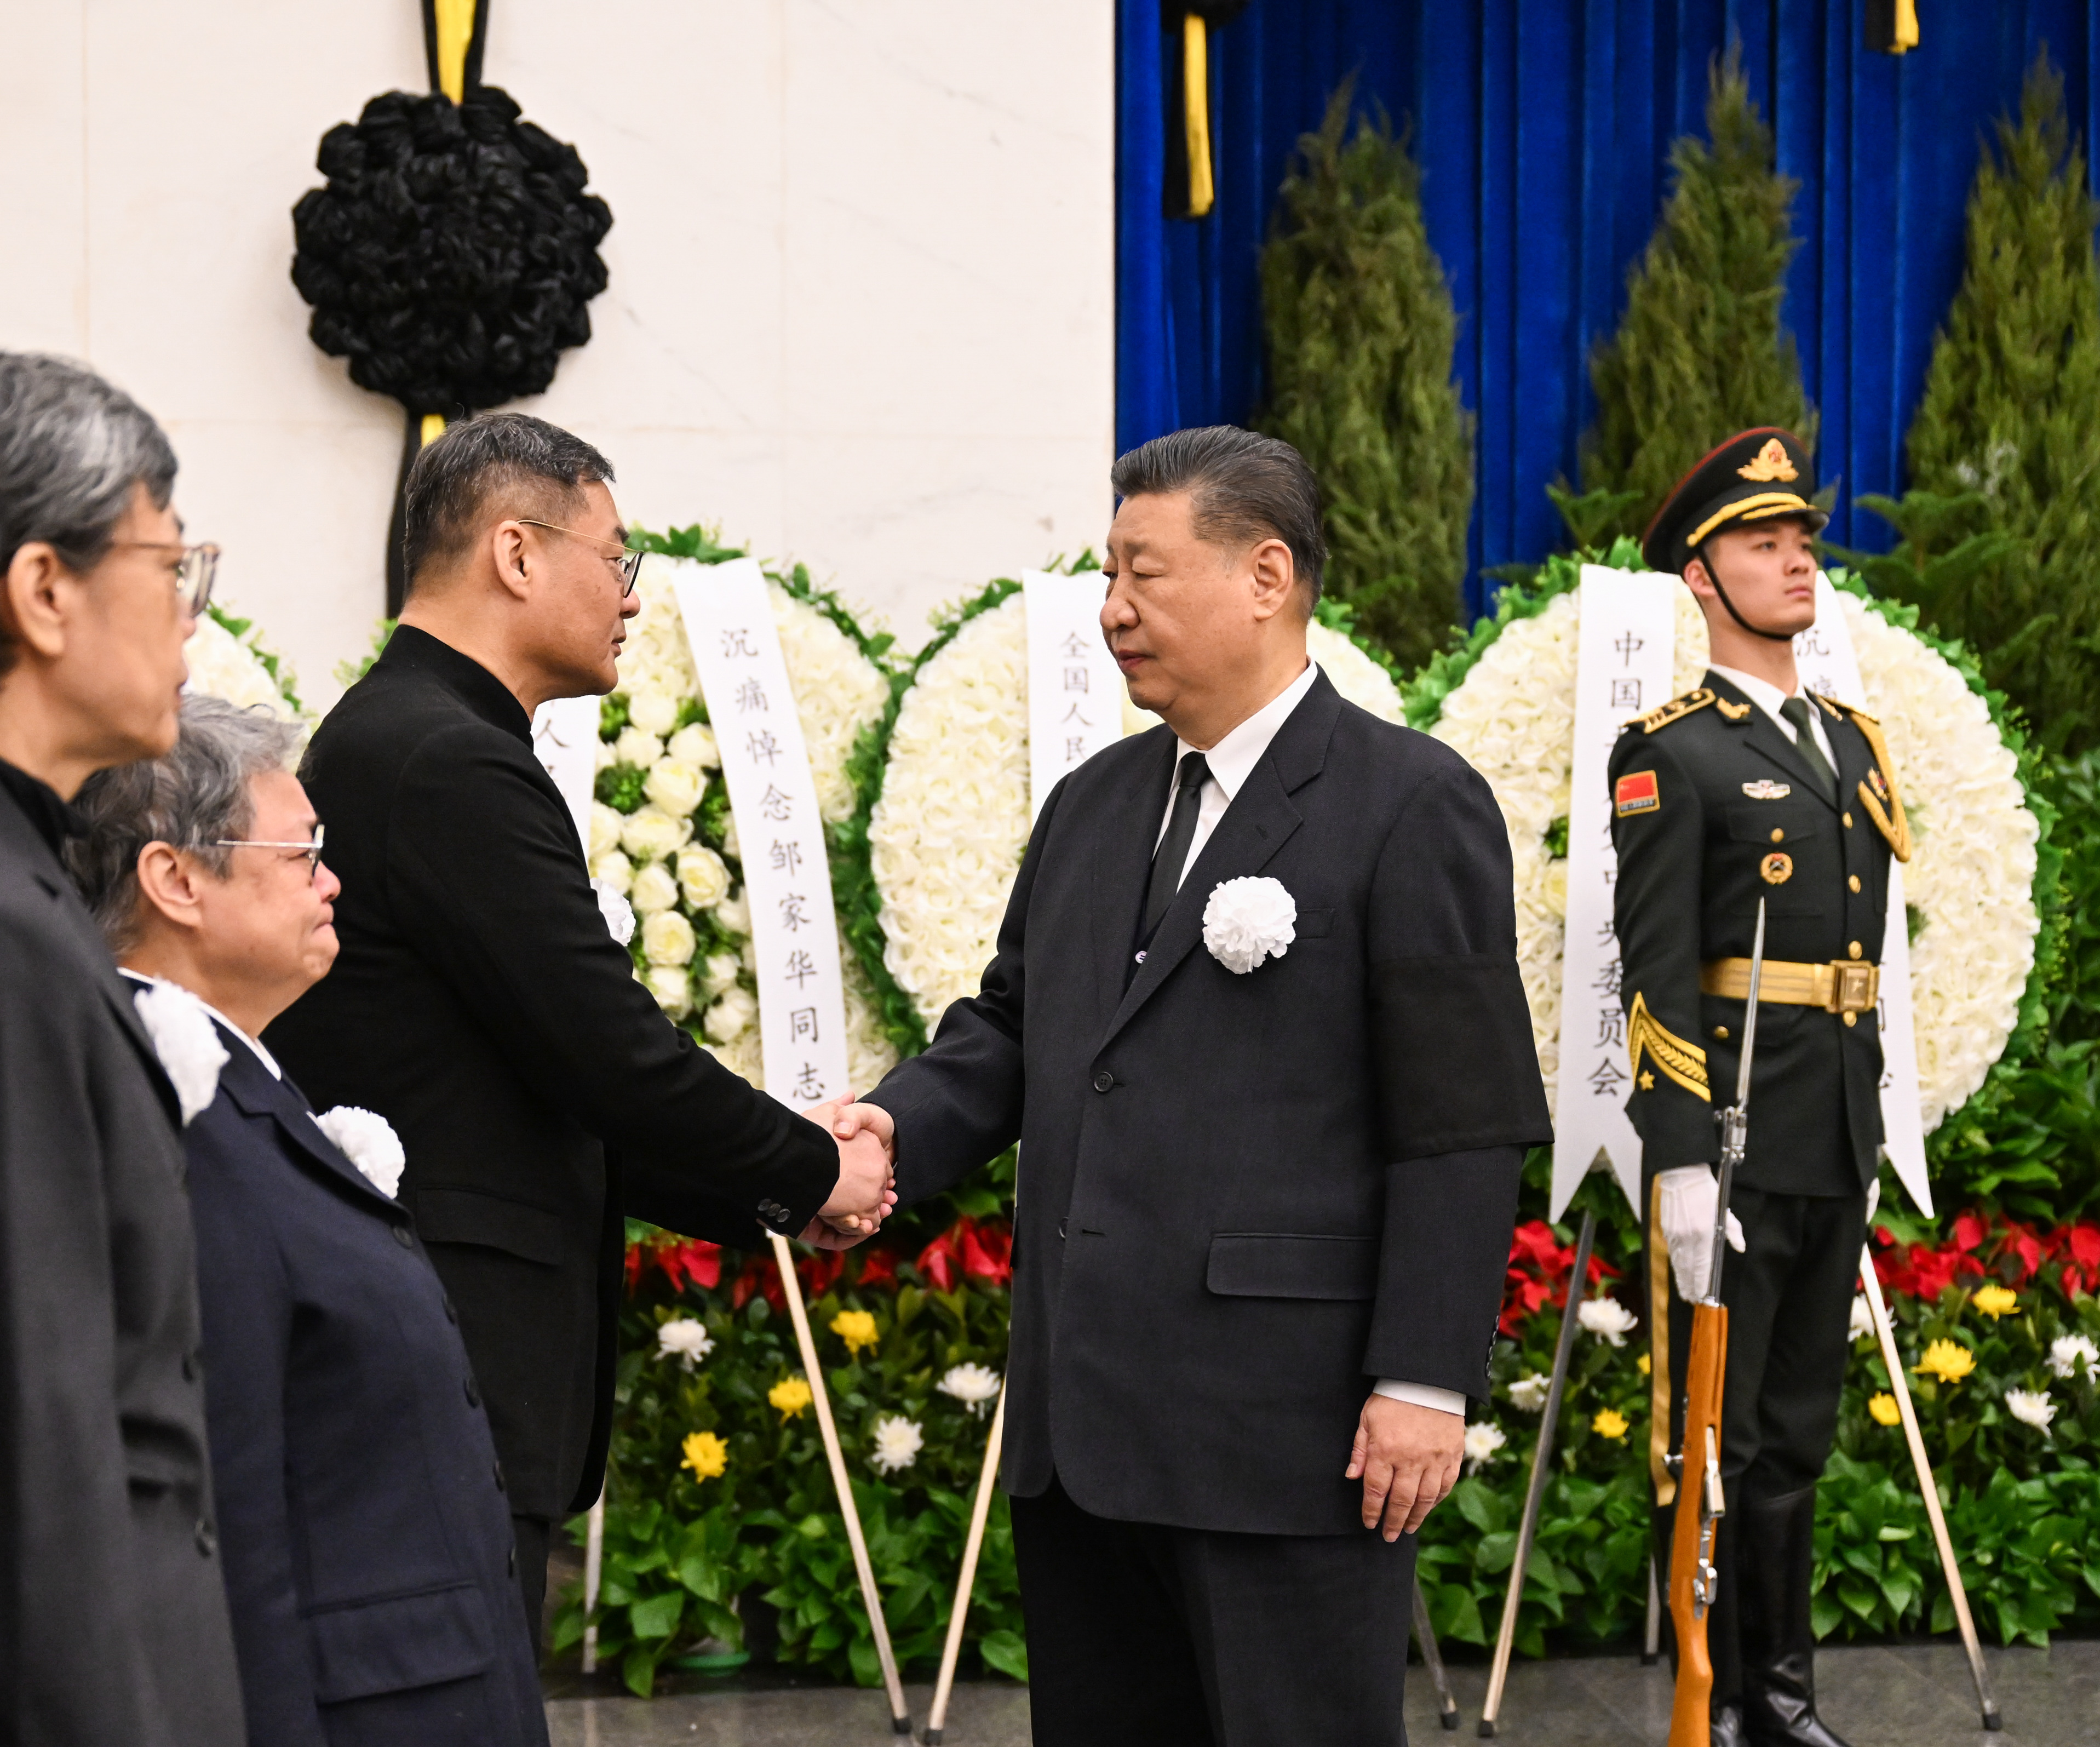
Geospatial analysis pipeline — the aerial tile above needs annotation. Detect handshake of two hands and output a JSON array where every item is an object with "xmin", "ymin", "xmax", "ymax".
[{"xmin": 796, "ymin": 1096, "xmax": 898, "ymax": 1250}]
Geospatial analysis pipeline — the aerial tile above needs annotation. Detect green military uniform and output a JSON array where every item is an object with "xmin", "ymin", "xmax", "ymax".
[{"xmin": 1610, "ymin": 428, "xmax": 1908, "ymax": 1747}]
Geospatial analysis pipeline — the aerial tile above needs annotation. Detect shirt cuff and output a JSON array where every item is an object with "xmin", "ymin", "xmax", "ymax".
[{"xmin": 1373, "ymin": 1379, "xmax": 1467, "ymax": 1417}]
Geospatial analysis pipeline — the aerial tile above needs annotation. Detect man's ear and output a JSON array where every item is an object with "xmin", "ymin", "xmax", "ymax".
[
  {"xmin": 1682, "ymin": 555, "xmax": 1714, "ymax": 600},
  {"xmin": 488, "ymin": 522, "xmax": 533, "ymax": 603},
  {"xmin": 134, "ymin": 841, "xmax": 210, "ymax": 935},
  {"xmin": 1247, "ymin": 537, "xmax": 1298, "ymax": 622},
  {"xmin": 2, "ymin": 543, "xmax": 73, "ymax": 660}
]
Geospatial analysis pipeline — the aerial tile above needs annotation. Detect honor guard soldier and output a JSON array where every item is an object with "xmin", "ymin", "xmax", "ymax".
[{"xmin": 1610, "ymin": 428, "xmax": 1908, "ymax": 1747}]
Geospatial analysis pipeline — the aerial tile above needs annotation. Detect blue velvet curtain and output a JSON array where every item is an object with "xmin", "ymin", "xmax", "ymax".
[{"xmin": 1118, "ymin": 2, "xmax": 2100, "ymax": 618}]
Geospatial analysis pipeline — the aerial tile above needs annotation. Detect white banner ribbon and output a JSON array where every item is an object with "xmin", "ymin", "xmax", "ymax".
[
  {"xmin": 1022, "ymin": 569, "xmax": 1122, "ymax": 821},
  {"xmin": 1552, "ymin": 567, "xmax": 1679, "ymax": 1218},
  {"xmin": 531, "ymin": 694, "xmax": 601, "ymax": 852},
  {"xmin": 670, "ymin": 557, "xmax": 849, "ymax": 1112}
]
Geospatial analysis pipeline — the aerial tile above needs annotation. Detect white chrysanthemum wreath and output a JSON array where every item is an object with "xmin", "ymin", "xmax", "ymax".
[
  {"xmin": 592, "ymin": 547, "xmax": 899, "ymax": 1093},
  {"xmin": 184, "ymin": 604, "xmax": 303, "ymax": 720},
  {"xmin": 1423, "ymin": 559, "xmax": 2040, "ymax": 1132},
  {"xmin": 870, "ymin": 581, "xmax": 1407, "ymax": 1030}
]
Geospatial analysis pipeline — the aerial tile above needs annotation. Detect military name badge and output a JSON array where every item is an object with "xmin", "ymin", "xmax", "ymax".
[
  {"xmin": 1760, "ymin": 851, "xmax": 1794, "ymax": 884},
  {"xmin": 1742, "ymin": 779, "xmax": 1791, "ymax": 800},
  {"xmin": 1615, "ymin": 770, "xmax": 1660, "ymax": 817}
]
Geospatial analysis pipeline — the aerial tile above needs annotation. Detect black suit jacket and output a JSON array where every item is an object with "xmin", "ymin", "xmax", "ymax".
[
  {"xmin": 866, "ymin": 673, "xmax": 1552, "ymax": 1537},
  {"xmin": 1608, "ymin": 673, "xmax": 1895, "ymax": 1196},
  {"xmin": 267, "ymin": 627, "xmax": 837, "ymax": 1517},
  {"xmin": 182, "ymin": 1017, "xmax": 547, "ymax": 1747},
  {"xmin": 0, "ymin": 773, "xmax": 244, "ymax": 1746}
]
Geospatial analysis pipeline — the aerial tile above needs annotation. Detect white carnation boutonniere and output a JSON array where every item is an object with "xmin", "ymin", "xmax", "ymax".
[
  {"xmin": 132, "ymin": 980, "xmax": 229, "ymax": 1126},
  {"xmin": 1201, "ymin": 875, "xmax": 1297, "ymax": 975},
  {"xmin": 314, "ymin": 1106, "xmax": 406, "ymax": 1199},
  {"xmin": 591, "ymin": 875, "xmax": 636, "ymax": 947}
]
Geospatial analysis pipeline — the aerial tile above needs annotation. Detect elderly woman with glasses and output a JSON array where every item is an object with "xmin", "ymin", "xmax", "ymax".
[{"xmin": 70, "ymin": 695, "xmax": 549, "ymax": 1747}]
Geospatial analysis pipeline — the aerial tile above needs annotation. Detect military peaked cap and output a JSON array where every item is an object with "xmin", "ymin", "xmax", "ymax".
[{"xmin": 1642, "ymin": 427, "xmax": 1827, "ymax": 574}]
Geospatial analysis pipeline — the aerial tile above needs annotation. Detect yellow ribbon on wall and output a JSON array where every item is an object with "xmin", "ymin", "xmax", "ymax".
[
  {"xmin": 421, "ymin": 413, "xmax": 449, "ymax": 446},
  {"xmin": 432, "ymin": 0, "xmax": 478, "ymax": 101},
  {"xmin": 1183, "ymin": 13, "xmax": 1214, "ymax": 219},
  {"xmin": 1892, "ymin": 0, "xmax": 1920, "ymax": 54}
]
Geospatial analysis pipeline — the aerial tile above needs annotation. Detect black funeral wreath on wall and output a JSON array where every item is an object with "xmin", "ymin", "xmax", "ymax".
[{"xmin": 290, "ymin": 1, "xmax": 611, "ymax": 612}]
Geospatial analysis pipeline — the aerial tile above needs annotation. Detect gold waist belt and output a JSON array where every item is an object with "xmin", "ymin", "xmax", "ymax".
[{"xmin": 1700, "ymin": 956, "xmax": 1880, "ymax": 1013}]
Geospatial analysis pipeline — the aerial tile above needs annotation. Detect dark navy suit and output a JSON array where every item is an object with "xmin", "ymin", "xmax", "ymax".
[{"xmin": 177, "ymin": 1006, "xmax": 547, "ymax": 1747}]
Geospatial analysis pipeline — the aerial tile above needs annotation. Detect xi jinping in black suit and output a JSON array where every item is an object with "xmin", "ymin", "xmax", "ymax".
[{"xmin": 833, "ymin": 429, "xmax": 1552, "ymax": 1745}]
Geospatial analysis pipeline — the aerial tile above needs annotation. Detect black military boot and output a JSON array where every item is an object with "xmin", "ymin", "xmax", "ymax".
[{"xmin": 1740, "ymin": 1486, "xmax": 1853, "ymax": 1746}]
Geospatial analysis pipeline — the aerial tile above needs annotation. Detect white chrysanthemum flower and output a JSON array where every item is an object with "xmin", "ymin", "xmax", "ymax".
[
  {"xmin": 704, "ymin": 984, "xmax": 759, "ymax": 1044},
  {"xmin": 676, "ymin": 845, "xmax": 731, "ymax": 910},
  {"xmin": 313, "ymin": 1104, "xmax": 406, "ymax": 1198},
  {"xmin": 713, "ymin": 888, "xmax": 751, "ymax": 936},
  {"xmin": 131, "ymin": 979, "xmax": 228, "ymax": 1126},
  {"xmin": 627, "ymin": 690, "xmax": 682, "ymax": 737},
  {"xmin": 1577, "ymin": 1296, "xmax": 1638, "ymax": 1347},
  {"xmin": 641, "ymin": 909, "xmax": 697, "ymax": 969},
  {"xmin": 697, "ymin": 952, "xmax": 743, "ymax": 1001},
  {"xmin": 613, "ymin": 724, "xmax": 663, "ymax": 769},
  {"xmin": 2049, "ymin": 1333, "xmax": 2099, "ymax": 1380},
  {"xmin": 645, "ymin": 964, "xmax": 695, "ymax": 1020},
  {"xmin": 588, "ymin": 801, "xmax": 624, "ymax": 860},
  {"xmin": 938, "ymin": 1363, "xmax": 1002, "ymax": 1414},
  {"xmin": 644, "ymin": 757, "xmax": 707, "ymax": 818},
  {"xmin": 657, "ymin": 1316, "xmax": 716, "ymax": 1367},
  {"xmin": 1850, "ymin": 1295, "xmax": 1875, "ymax": 1344},
  {"xmin": 591, "ymin": 877, "xmax": 636, "ymax": 946},
  {"xmin": 2004, "ymin": 1388, "xmax": 2057, "ymax": 1433},
  {"xmin": 183, "ymin": 610, "xmax": 301, "ymax": 720},
  {"xmin": 1463, "ymin": 1420, "xmax": 1508, "ymax": 1474},
  {"xmin": 668, "ymin": 722, "xmax": 719, "ymax": 769},
  {"xmin": 619, "ymin": 806, "xmax": 691, "ymax": 864},
  {"xmin": 1305, "ymin": 622, "xmax": 1404, "ymax": 721},
  {"xmin": 589, "ymin": 847, "xmax": 633, "ymax": 896},
  {"xmin": 1508, "ymin": 1374, "xmax": 1551, "ymax": 1413},
  {"xmin": 869, "ymin": 1413, "xmax": 925, "ymax": 1474},
  {"xmin": 628, "ymin": 862, "xmax": 679, "ymax": 916},
  {"xmin": 1202, "ymin": 876, "xmax": 1298, "ymax": 974}
]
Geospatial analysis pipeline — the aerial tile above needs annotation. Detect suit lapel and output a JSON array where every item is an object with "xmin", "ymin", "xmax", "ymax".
[
  {"xmin": 1089, "ymin": 730, "xmax": 1178, "ymax": 1034},
  {"xmin": 214, "ymin": 1032, "xmax": 399, "ymax": 1212},
  {"xmin": 1097, "ymin": 676, "xmax": 1339, "ymax": 1050}
]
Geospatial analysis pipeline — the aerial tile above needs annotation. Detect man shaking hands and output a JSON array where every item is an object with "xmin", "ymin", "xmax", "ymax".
[{"xmin": 832, "ymin": 428, "xmax": 1549, "ymax": 1745}]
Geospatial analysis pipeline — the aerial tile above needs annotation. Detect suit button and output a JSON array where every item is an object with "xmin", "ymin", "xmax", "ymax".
[
  {"xmin": 1092, "ymin": 1070, "xmax": 1114, "ymax": 1092},
  {"xmin": 1713, "ymin": 1026, "xmax": 1729, "ymax": 1041},
  {"xmin": 194, "ymin": 1520, "xmax": 217, "ymax": 1557},
  {"xmin": 494, "ymin": 1462, "xmax": 507, "ymax": 1493},
  {"xmin": 1769, "ymin": 828, "xmax": 1783, "ymax": 844},
  {"xmin": 759, "ymin": 1199, "xmax": 788, "ymax": 1224},
  {"xmin": 443, "ymin": 1297, "xmax": 458, "ymax": 1325},
  {"xmin": 1849, "ymin": 875, "xmax": 1862, "ymax": 892},
  {"xmin": 1843, "ymin": 1011, "xmax": 1858, "ymax": 1028},
  {"xmin": 391, "ymin": 1224, "xmax": 414, "ymax": 1248},
  {"xmin": 1848, "ymin": 942, "xmax": 1862, "ymax": 960},
  {"xmin": 1843, "ymin": 811, "xmax": 1854, "ymax": 828},
  {"xmin": 465, "ymin": 1377, "xmax": 481, "ymax": 1408}
]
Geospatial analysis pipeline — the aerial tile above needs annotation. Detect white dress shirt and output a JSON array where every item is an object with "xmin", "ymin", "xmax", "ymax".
[
  {"xmin": 1707, "ymin": 663, "xmax": 1837, "ymax": 769},
  {"xmin": 1150, "ymin": 658, "xmax": 1465, "ymax": 1419}
]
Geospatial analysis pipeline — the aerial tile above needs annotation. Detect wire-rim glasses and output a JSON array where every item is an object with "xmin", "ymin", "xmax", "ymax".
[{"xmin": 515, "ymin": 519, "xmax": 644, "ymax": 597}]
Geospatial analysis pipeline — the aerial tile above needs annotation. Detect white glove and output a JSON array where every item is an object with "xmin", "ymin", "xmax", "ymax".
[{"xmin": 1656, "ymin": 1166, "xmax": 1747, "ymax": 1301}]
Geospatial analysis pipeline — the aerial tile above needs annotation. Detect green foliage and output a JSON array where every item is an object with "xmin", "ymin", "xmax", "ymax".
[
  {"xmin": 205, "ymin": 603, "xmax": 305, "ymax": 713},
  {"xmin": 1882, "ymin": 56, "xmax": 2100, "ymax": 752},
  {"xmin": 1259, "ymin": 81, "xmax": 1473, "ymax": 675},
  {"xmin": 1575, "ymin": 47, "xmax": 1816, "ymax": 546},
  {"xmin": 332, "ymin": 616, "xmax": 397, "ymax": 690}
]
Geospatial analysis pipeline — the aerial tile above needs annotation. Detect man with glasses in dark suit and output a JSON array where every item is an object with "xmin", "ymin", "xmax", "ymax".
[{"xmin": 0, "ymin": 351, "xmax": 244, "ymax": 1746}]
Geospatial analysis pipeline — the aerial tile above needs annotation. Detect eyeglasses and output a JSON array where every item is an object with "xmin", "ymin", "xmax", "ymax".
[
  {"xmin": 213, "ymin": 825, "xmax": 325, "ymax": 873},
  {"xmin": 111, "ymin": 541, "xmax": 219, "ymax": 616},
  {"xmin": 515, "ymin": 519, "xmax": 644, "ymax": 597}
]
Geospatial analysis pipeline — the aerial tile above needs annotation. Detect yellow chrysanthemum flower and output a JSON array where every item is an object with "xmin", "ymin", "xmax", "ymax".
[
  {"xmin": 1915, "ymin": 1339, "xmax": 1976, "ymax": 1385},
  {"xmin": 1971, "ymin": 1285, "xmax": 2018, "ymax": 1320},
  {"xmin": 1868, "ymin": 1393, "xmax": 1901, "ymax": 1427},
  {"xmin": 1592, "ymin": 1408, "xmax": 1629, "ymax": 1440},
  {"xmin": 831, "ymin": 1309, "xmax": 880, "ymax": 1356},
  {"xmin": 681, "ymin": 1430, "xmax": 728, "ymax": 1480},
  {"xmin": 1637, "ymin": 1354, "xmax": 1651, "ymax": 1376},
  {"xmin": 769, "ymin": 1376, "xmax": 814, "ymax": 1420}
]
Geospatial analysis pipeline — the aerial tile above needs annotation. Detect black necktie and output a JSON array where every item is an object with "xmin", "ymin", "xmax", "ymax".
[
  {"xmin": 1778, "ymin": 696, "xmax": 1839, "ymax": 806},
  {"xmin": 1141, "ymin": 752, "xmax": 1211, "ymax": 941}
]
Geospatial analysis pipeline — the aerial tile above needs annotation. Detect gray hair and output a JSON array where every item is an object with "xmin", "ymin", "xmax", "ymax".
[
  {"xmin": 0, "ymin": 354, "xmax": 178, "ymax": 672},
  {"xmin": 1110, "ymin": 425, "xmax": 1328, "ymax": 609},
  {"xmin": 400, "ymin": 410, "xmax": 614, "ymax": 592},
  {"xmin": 68, "ymin": 695, "xmax": 302, "ymax": 954}
]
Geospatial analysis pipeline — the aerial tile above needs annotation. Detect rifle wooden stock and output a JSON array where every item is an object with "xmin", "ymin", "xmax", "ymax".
[{"xmin": 1667, "ymin": 1301, "xmax": 1729, "ymax": 1747}]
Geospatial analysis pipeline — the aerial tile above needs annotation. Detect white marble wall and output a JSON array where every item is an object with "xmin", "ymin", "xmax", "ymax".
[{"xmin": 1, "ymin": 1, "xmax": 1114, "ymax": 706}]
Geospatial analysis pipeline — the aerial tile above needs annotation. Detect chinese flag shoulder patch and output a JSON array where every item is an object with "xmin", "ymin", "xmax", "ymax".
[{"xmin": 1615, "ymin": 771, "xmax": 1660, "ymax": 817}]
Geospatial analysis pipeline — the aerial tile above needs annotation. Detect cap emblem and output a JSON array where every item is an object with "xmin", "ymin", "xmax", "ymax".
[{"xmin": 1737, "ymin": 437, "xmax": 1798, "ymax": 483}]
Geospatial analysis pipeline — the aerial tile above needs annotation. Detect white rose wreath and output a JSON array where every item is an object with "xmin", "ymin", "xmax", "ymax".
[
  {"xmin": 183, "ymin": 604, "xmax": 303, "ymax": 720},
  {"xmin": 595, "ymin": 541, "xmax": 900, "ymax": 1093},
  {"xmin": 1419, "ymin": 552, "xmax": 2042, "ymax": 1136},
  {"xmin": 869, "ymin": 578, "xmax": 1407, "ymax": 1031}
]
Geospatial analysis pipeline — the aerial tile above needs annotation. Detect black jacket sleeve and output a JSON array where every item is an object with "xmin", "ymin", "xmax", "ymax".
[
  {"xmin": 1360, "ymin": 758, "xmax": 1548, "ymax": 1398},
  {"xmin": 388, "ymin": 726, "xmax": 837, "ymax": 1235}
]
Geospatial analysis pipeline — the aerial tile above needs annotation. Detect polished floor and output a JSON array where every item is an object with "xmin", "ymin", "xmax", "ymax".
[{"xmin": 543, "ymin": 1639, "xmax": 2098, "ymax": 1744}]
